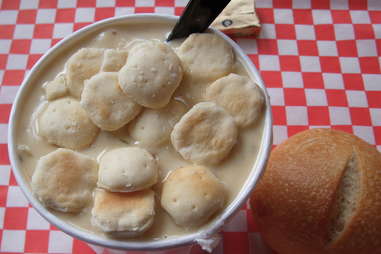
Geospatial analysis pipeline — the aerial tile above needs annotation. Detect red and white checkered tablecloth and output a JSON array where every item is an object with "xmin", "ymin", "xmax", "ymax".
[{"xmin": 0, "ymin": 0, "xmax": 380, "ymax": 253}]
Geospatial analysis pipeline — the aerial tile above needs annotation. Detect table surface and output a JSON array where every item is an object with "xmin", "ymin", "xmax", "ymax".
[{"xmin": 0, "ymin": 0, "xmax": 380, "ymax": 253}]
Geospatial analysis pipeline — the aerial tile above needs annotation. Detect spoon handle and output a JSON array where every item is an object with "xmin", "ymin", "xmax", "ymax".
[{"xmin": 167, "ymin": 0, "xmax": 231, "ymax": 41}]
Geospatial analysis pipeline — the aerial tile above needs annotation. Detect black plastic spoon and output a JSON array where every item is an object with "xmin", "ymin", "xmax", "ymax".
[{"xmin": 167, "ymin": 0, "xmax": 231, "ymax": 41}]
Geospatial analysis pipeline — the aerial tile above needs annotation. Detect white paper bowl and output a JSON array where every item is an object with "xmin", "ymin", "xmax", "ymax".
[{"xmin": 8, "ymin": 14, "xmax": 272, "ymax": 251}]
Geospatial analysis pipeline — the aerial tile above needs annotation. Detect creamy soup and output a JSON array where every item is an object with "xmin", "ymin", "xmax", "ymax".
[{"xmin": 15, "ymin": 22, "xmax": 264, "ymax": 241}]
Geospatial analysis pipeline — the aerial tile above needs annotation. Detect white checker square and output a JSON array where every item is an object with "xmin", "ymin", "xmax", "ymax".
[
  {"xmin": 331, "ymin": 1, "xmax": 348, "ymax": 9},
  {"xmin": 1, "ymin": 230, "xmax": 26, "ymax": 252},
  {"xmin": 0, "ymin": 71, "xmax": 3, "ymax": 84},
  {"xmin": 350, "ymin": 11, "xmax": 371, "ymax": 24},
  {"xmin": 57, "ymin": 0, "xmax": 76, "ymax": 8},
  {"xmin": 14, "ymin": 24, "xmax": 34, "ymax": 39},
  {"xmin": 27, "ymin": 208, "xmax": 50, "ymax": 230},
  {"xmin": 274, "ymin": 9, "xmax": 294, "ymax": 24},
  {"xmin": 378, "ymin": 146, "xmax": 381, "ymax": 153},
  {"xmin": 363, "ymin": 74, "xmax": 381, "ymax": 91},
  {"xmin": 323, "ymin": 73, "xmax": 344, "ymax": 89},
  {"xmin": 278, "ymin": 40, "xmax": 298, "ymax": 55},
  {"xmin": 0, "ymin": 208, "xmax": 4, "ymax": 228},
  {"xmin": 96, "ymin": 0, "xmax": 116, "ymax": 7},
  {"xmin": 0, "ymin": 10, "xmax": 18, "ymax": 24},
  {"xmin": 6, "ymin": 54, "xmax": 28, "ymax": 70},
  {"xmin": 236, "ymin": 39, "xmax": 257, "ymax": 54},
  {"xmin": 175, "ymin": 0, "xmax": 188, "ymax": 7},
  {"xmin": 312, "ymin": 10, "xmax": 333, "ymax": 24},
  {"xmin": 36, "ymin": 9, "xmax": 56, "ymax": 24},
  {"xmin": 273, "ymin": 125, "xmax": 288, "ymax": 145},
  {"xmin": 115, "ymin": 7, "xmax": 134, "ymax": 16},
  {"xmin": 300, "ymin": 56, "xmax": 321, "ymax": 72},
  {"xmin": 6, "ymin": 186, "xmax": 30, "ymax": 207},
  {"xmin": 0, "ymin": 165, "xmax": 11, "ymax": 185},
  {"xmin": 334, "ymin": 24, "xmax": 355, "ymax": 40},
  {"xmin": 305, "ymin": 89, "xmax": 328, "ymax": 106},
  {"xmin": 0, "ymin": 40, "xmax": 11, "ymax": 54},
  {"xmin": 53, "ymin": 23, "xmax": 74, "ymax": 38},
  {"xmin": 49, "ymin": 231, "xmax": 73, "ymax": 253},
  {"xmin": 259, "ymin": 55, "xmax": 280, "ymax": 71},
  {"xmin": 268, "ymin": 88, "xmax": 285, "ymax": 106},
  {"xmin": 282, "ymin": 72, "xmax": 303, "ymax": 88},
  {"xmin": 346, "ymin": 90, "xmax": 368, "ymax": 107},
  {"xmin": 30, "ymin": 39, "xmax": 51, "ymax": 54},
  {"xmin": 75, "ymin": 8, "xmax": 95, "ymax": 23},
  {"xmin": 259, "ymin": 24, "xmax": 276, "ymax": 39},
  {"xmin": 340, "ymin": 57, "xmax": 361, "ymax": 73},
  {"xmin": 223, "ymin": 210, "xmax": 247, "ymax": 232},
  {"xmin": 255, "ymin": 0, "xmax": 273, "ymax": 8},
  {"xmin": 368, "ymin": 0, "xmax": 380, "ymax": 10},
  {"xmin": 329, "ymin": 107, "xmax": 351, "ymax": 125},
  {"xmin": 155, "ymin": 7, "xmax": 175, "ymax": 15},
  {"xmin": 353, "ymin": 126, "xmax": 375, "ymax": 145},
  {"xmin": 317, "ymin": 41, "xmax": 338, "ymax": 56},
  {"xmin": 0, "ymin": 124, "xmax": 8, "ymax": 143},
  {"xmin": 286, "ymin": 106, "xmax": 308, "ymax": 125},
  {"xmin": 356, "ymin": 40, "xmax": 377, "ymax": 57},
  {"xmin": 20, "ymin": 0, "xmax": 39, "ymax": 9},
  {"xmin": 135, "ymin": 0, "xmax": 154, "ymax": 6},
  {"xmin": 374, "ymin": 24, "xmax": 381, "ymax": 38},
  {"xmin": 295, "ymin": 25, "xmax": 315, "ymax": 40},
  {"xmin": 292, "ymin": 0, "xmax": 310, "ymax": 9},
  {"xmin": 370, "ymin": 109, "xmax": 381, "ymax": 126}
]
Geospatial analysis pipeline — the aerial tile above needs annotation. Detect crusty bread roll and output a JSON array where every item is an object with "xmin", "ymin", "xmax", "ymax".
[{"xmin": 251, "ymin": 128, "xmax": 381, "ymax": 254}]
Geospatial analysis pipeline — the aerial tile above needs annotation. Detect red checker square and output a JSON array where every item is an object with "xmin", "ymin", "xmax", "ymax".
[
  {"xmin": 332, "ymin": 125, "xmax": 353, "ymax": 133},
  {"xmin": 343, "ymin": 74, "xmax": 364, "ymax": 90},
  {"xmin": 256, "ymin": 8, "xmax": 274, "ymax": 24},
  {"xmin": 261, "ymin": 71, "xmax": 282, "ymax": 88},
  {"xmin": 337, "ymin": 41, "xmax": 357, "ymax": 57},
  {"xmin": 25, "ymin": 231, "xmax": 49, "ymax": 253},
  {"xmin": 9, "ymin": 171, "xmax": 18, "ymax": 186},
  {"xmin": 294, "ymin": 10, "xmax": 313, "ymax": 25},
  {"xmin": 249, "ymin": 55, "xmax": 259, "ymax": 68},
  {"xmin": 349, "ymin": 0, "xmax": 367, "ymax": 10},
  {"xmin": 311, "ymin": 0, "xmax": 330, "ymax": 9},
  {"xmin": 302, "ymin": 73, "xmax": 324, "ymax": 89},
  {"xmin": 315, "ymin": 25, "xmax": 335, "ymax": 40},
  {"xmin": 223, "ymin": 232, "xmax": 249, "ymax": 254},
  {"xmin": 34, "ymin": 24, "xmax": 54, "ymax": 38},
  {"xmin": 308, "ymin": 107, "xmax": 330, "ymax": 125},
  {"xmin": 257, "ymin": 39, "xmax": 278, "ymax": 55},
  {"xmin": 350, "ymin": 108, "xmax": 371, "ymax": 125},
  {"xmin": 284, "ymin": 88, "xmax": 306, "ymax": 106},
  {"xmin": 0, "ymin": 144, "xmax": 10, "ymax": 164},
  {"xmin": 0, "ymin": 25, "xmax": 15, "ymax": 39},
  {"xmin": 3, "ymin": 70, "xmax": 25, "ymax": 86},
  {"xmin": 326, "ymin": 90, "xmax": 348, "ymax": 106},
  {"xmin": 247, "ymin": 210, "xmax": 259, "ymax": 232},
  {"xmin": 0, "ymin": 104, "xmax": 12, "ymax": 122},
  {"xmin": 56, "ymin": 9, "xmax": 75, "ymax": 23},
  {"xmin": 116, "ymin": 0, "xmax": 135, "ymax": 6},
  {"xmin": 0, "ymin": 55, "xmax": 7, "ymax": 69},
  {"xmin": 332, "ymin": 10, "xmax": 352, "ymax": 24},
  {"xmin": 1, "ymin": 0, "xmax": 20, "ymax": 9},
  {"xmin": 10, "ymin": 40, "xmax": 31, "ymax": 54},
  {"xmin": 77, "ymin": 0, "xmax": 96, "ymax": 7},
  {"xmin": 39, "ymin": 0, "xmax": 57, "ymax": 8},
  {"xmin": 156, "ymin": 0, "xmax": 174, "ymax": 6},
  {"xmin": 376, "ymin": 39, "xmax": 381, "ymax": 56},
  {"xmin": 275, "ymin": 24, "xmax": 296, "ymax": 39},
  {"xmin": 72, "ymin": 240, "xmax": 95, "ymax": 253},
  {"xmin": 367, "ymin": 91, "xmax": 381, "ymax": 108},
  {"xmin": 320, "ymin": 57, "xmax": 341, "ymax": 73},
  {"xmin": 273, "ymin": 0, "xmax": 292, "ymax": 8},
  {"xmin": 4, "ymin": 207, "xmax": 28, "ymax": 229},
  {"xmin": 287, "ymin": 126, "xmax": 309, "ymax": 137},
  {"xmin": 370, "ymin": 11, "xmax": 381, "ymax": 24},
  {"xmin": 354, "ymin": 24, "xmax": 375, "ymax": 39},
  {"xmin": 27, "ymin": 54, "xmax": 42, "ymax": 69},
  {"xmin": 0, "ymin": 186, "xmax": 8, "ymax": 206},
  {"xmin": 272, "ymin": 106, "xmax": 286, "ymax": 125},
  {"xmin": 51, "ymin": 38, "xmax": 61, "ymax": 46},
  {"xmin": 135, "ymin": 7, "xmax": 155, "ymax": 13},
  {"xmin": 359, "ymin": 57, "xmax": 380, "ymax": 74},
  {"xmin": 297, "ymin": 40, "xmax": 318, "ymax": 56},
  {"xmin": 95, "ymin": 8, "xmax": 115, "ymax": 21},
  {"xmin": 374, "ymin": 127, "xmax": 381, "ymax": 145},
  {"xmin": 74, "ymin": 22, "xmax": 91, "ymax": 31},
  {"xmin": 279, "ymin": 56, "xmax": 301, "ymax": 71},
  {"xmin": 174, "ymin": 7, "xmax": 185, "ymax": 16},
  {"xmin": 17, "ymin": 10, "xmax": 37, "ymax": 24}
]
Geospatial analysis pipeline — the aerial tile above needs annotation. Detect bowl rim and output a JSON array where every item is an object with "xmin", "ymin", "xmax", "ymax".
[{"xmin": 7, "ymin": 13, "xmax": 273, "ymax": 251}]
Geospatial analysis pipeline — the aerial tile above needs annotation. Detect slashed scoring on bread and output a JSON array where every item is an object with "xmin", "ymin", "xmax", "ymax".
[
  {"xmin": 171, "ymin": 102, "xmax": 238, "ymax": 165},
  {"xmin": 31, "ymin": 148, "xmax": 98, "ymax": 213},
  {"xmin": 98, "ymin": 147, "xmax": 158, "ymax": 192},
  {"xmin": 91, "ymin": 188, "xmax": 155, "ymax": 237},
  {"xmin": 161, "ymin": 165, "xmax": 226, "ymax": 227}
]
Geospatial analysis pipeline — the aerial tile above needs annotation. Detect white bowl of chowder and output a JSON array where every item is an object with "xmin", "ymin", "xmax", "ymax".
[{"xmin": 8, "ymin": 14, "xmax": 272, "ymax": 251}]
